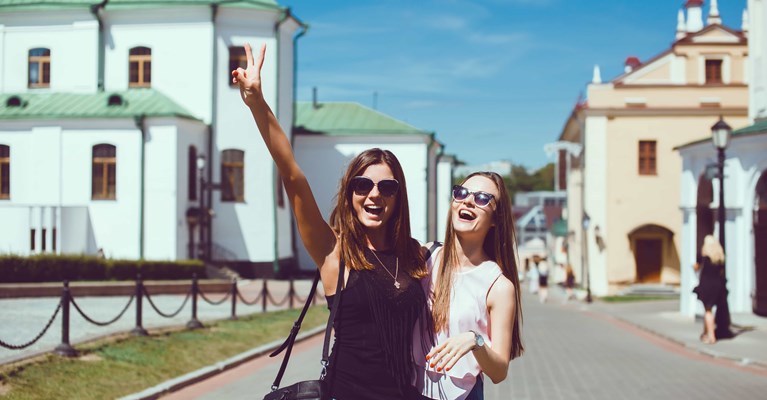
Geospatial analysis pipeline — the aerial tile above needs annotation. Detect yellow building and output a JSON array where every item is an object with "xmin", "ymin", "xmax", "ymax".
[{"xmin": 559, "ymin": 0, "xmax": 750, "ymax": 295}]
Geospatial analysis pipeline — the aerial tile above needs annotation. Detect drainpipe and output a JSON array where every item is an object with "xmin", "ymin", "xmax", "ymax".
[
  {"xmin": 206, "ymin": 4, "xmax": 218, "ymax": 263},
  {"xmin": 89, "ymin": 0, "xmax": 109, "ymax": 91},
  {"xmin": 271, "ymin": 8, "xmax": 292, "ymax": 275},
  {"xmin": 289, "ymin": 16, "xmax": 308, "ymax": 274},
  {"xmin": 134, "ymin": 115, "xmax": 146, "ymax": 259},
  {"xmin": 426, "ymin": 132, "xmax": 436, "ymax": 241}
]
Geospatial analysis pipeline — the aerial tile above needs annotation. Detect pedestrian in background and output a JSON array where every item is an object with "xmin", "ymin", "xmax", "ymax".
[
  {"xmin": 693, "ymin": 235, "xmax": 726, "ymax": 345},
  {"xmin": 563, "ymin": 264, "xmax": 575, "ymax": 303},
  {"xmin": 533, "ymin": 255, "xmax": 549, "ymax": 303}
]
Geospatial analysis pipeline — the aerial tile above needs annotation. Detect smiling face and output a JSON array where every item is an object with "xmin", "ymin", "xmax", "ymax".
[
  {"xmin": 351, "ymin": 163, "xmax": 399, "ymax": 232},
  {"xmin": 451, "ymin": 175, "xmax": 499, "ymax": 239}
]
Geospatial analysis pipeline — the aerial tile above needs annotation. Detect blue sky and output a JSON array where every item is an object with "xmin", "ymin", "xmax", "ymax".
[{"xmin": 281, "ymin": 0, "xmax": 748, "ymax": 170}]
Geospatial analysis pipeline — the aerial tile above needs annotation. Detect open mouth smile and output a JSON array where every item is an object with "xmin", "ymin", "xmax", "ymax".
[
  {"xmin": 364, "ymin": 205, "xmax": 384, "ymax": 216},
  {"xmin": 458, "ymin": 209, "xmax": 477, "ymax": 221}
]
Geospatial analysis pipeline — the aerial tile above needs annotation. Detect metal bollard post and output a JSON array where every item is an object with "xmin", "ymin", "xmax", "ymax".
[
  {"xmin": 54, "ymin": 280, "xmax": 77, "ymax": 357},
  {"xmin": 229, "ymin": 279, "xmax": 238, "ymax": 320},
  {"xmin": 131, "ymin": 274, "xmax": 148, "ymax": 336},
  {"xmin": 288, "ymin": 279, "xmax": 295, "ymax": 310},
  {"xmin": 262, "ymin": 278, "xmax": 268, "ymax": 312},
  {"xmin": 186, "ymin": 273, "xmax": 203, "ymax": 329}
]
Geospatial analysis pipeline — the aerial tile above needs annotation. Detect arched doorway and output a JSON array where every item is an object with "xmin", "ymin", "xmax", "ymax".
[
  {"xmin": 754, "ymin": 171, "xmax": 767, "ymax": 316},
  {"xmin": 629, "ymin": 224, "xmax": 677, "ymax": 283},
  {"xmin": 697, "ymin": 175, "xmax": 714, "ymax": 254}
]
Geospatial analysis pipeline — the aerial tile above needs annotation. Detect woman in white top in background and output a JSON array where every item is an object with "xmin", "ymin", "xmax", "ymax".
[{"xmin": 419, "ymin": 171, "xmax": 524, "ymax": 400}]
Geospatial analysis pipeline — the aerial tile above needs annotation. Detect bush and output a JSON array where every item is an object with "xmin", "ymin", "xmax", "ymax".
[{"xmin": 0, "ymin": 255, "xmax": 205, "ymax": 283}]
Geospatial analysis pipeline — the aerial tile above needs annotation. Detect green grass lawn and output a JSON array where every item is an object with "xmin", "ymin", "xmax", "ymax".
[
  {"xmin": 0, "ymin": 306, "xmax": 329, "ymax": 400},
  {"xmin": 599, "ymin": 295, "xmax": 677, "ymax": 303}
]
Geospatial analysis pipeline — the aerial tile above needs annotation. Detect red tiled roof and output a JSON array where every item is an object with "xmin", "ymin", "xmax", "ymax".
[{"xmin": 685, "ymin": 0, "xmax": 704, "ymax": 7}]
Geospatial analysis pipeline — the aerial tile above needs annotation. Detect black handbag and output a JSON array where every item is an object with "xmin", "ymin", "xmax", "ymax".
[{"xmin": 263, "ymin": 262, "xmax": 345, "ymax": 400}]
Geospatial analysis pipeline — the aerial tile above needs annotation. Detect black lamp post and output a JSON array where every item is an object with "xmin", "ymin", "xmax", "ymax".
[
  {"xmin": 711, "ymin": 116, "xmax": 734, "ymax": 339},
  {"xmin": 582, "ymin": 212, "xmax": 592, "ymax": 303},
  {"xmin": 196, "ymin": 154, "xmax": 207, "ymax": 261}
]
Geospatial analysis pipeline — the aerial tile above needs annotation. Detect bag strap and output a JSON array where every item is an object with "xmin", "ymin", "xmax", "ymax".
[
  {"xmin": 425, "ymin": 241, "xmax": 442, "ymax": 261},
  {"xmin": 269, "ymin": 262, "xmax": 345, "ymax": 391}
]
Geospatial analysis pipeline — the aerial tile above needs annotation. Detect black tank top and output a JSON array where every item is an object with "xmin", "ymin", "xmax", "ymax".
[{"xmin": 325, "ymin": 248, "xmax": 432, "ymax": 400}]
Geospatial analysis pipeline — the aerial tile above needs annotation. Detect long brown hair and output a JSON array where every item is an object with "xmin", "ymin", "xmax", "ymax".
[
  {"xmin": 432, "ymin": 171, "xmax": 523, "ymax": 359},
  {"xmin": 329, "ymin": 148, "xmax": 427, "ymax": 278}
]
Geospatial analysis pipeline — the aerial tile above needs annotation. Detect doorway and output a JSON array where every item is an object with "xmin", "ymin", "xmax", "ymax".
[
  {"xmin": 635, "ymin": 239, "xmax": 663, "ymax": 283},
  {"xmin": 754, "ymin": 171, "xmax": 767, "ymax": 316}
]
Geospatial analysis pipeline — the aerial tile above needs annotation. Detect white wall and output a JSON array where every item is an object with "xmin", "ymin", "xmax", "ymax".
[
  {"xmin": 0, "ymin": 10, "xmax": 98, "ymax": 93},
  {"xmin": 583, "ymin": 115, "xmax": 609, "ymax": 295},
  {"xmin": 749, "ymin": 0, "xmax": 767, "ymax": 121},
  {"xmin": 436, "ymin": 156, "xmax": 455, "ymax": 241}
]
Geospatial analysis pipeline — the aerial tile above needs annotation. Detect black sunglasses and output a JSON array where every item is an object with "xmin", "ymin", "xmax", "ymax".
[
  {"xmin": 350, "ymin": 176, "xmax": 400, "ymax": 197},
  {"xmin": 452, "ymin": 185, "xmax": 495, "ymax": 208}
]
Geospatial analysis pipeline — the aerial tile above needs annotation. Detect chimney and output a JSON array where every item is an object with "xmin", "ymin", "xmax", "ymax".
[
  {"xmin": 676, "ymin": 9, "xmax": 687, "ymax": 39},
  {"xmin": 685, "ymin": 0, "xmax": 704, "ymax": 32},
  {"xmin": 312, "ymin": 87, "xmax": 318, "ymax": 109},
  {"xmin": 707, "ymin": 0, "xmax": 721, "ymax": 25},
  {"xmin": 592, "ymin": 65, "xmax": 602, "ymax": 84},
  {"xmin": 624, "ymin": 56, "xmax": 641, "ymax": 73}
]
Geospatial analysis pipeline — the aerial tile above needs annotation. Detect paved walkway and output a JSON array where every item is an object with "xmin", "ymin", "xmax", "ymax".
[
  {"xmin": 139, "ymin": 287, "xmax": 767, "ymax": 400},
  {"xmin": 0, "ymin": 279, "xmax": 322, "ymax": 365}
]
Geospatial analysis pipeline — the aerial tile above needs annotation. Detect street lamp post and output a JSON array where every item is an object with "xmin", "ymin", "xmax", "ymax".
[
  {"xmin": 582, "ymin": 212, "xmax": 592, "ymax": 303},
  {"xmin": 711, "ymin": 117, "xmax": 734, "ymax": 339}
]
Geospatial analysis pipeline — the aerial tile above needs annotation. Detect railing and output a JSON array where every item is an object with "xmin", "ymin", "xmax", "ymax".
[{"xmin": 0, "ymin": 275, "xmax": 325, "ymax": 358}]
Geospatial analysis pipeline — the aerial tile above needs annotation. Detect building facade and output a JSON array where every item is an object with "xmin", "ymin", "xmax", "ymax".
[
  {"xmin": 0, "ymin": 0, "xmax": 304, "ymax": 276},
  {"xmin": 559, "ymin": 1, "xmax": 750, "ymax": 295},
  {"xmin": 678, "ymin": 0, "xmax": 767, "ymax": 317}
]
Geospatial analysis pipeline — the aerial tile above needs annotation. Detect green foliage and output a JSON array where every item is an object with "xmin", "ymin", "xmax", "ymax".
[
  {"xmin": 453, "ymin": 163, "xmax": 555, "ymax": 206},
  {"xmin": 0, "ymin": 254, "xmax": 205, "ymax": 283}
]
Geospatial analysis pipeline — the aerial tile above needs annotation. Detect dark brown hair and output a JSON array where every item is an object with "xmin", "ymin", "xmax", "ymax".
[
  {"xmin": 329, "ymin": 148, "xmax": 426, "ymax": 278},
  {"xmin": 432, "ymin": 171, "xmax": 523, "ymax": 359}
]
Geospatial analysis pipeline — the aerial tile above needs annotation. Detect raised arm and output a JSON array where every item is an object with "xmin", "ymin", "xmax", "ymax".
[{"xmin": 232, "ymin": 43, "xmax": 336, "ymax": 267}]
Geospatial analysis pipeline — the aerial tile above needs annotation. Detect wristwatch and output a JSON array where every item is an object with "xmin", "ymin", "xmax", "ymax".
[{"xmin": 469, "ymin": 330, "xmax": 485, "ymax": 351}]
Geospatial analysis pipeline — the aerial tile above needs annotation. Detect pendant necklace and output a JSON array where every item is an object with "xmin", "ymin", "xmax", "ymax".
[{"xmin": 370, "ymin": 249, "xmax": 400, "ymax": 289}]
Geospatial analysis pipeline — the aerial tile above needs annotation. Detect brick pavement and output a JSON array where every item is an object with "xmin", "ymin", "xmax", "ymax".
[{"xmin": 152, "ymin": 289, "xmax": 767, "ymax": 400}]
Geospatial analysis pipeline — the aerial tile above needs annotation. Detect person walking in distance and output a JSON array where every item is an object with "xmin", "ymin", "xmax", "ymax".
[
  {"xmin": 693, "ymin": 235, "xmax": 726, "ymax": 344},
  {"xmin": 233, "ymin": 43, "xmax": 432, "ymax": 399},
  {"xmin": 418, "ymin": 172, "xmax": 524, "ymax": 399}
]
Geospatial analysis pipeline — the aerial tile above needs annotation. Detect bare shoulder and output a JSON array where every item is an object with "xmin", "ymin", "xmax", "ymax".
[{"xmin": 488, "ymin": 274, "xmax": 516, "ymax": 305}]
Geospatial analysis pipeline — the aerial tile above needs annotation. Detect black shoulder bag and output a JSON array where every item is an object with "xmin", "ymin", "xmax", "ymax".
[{"xmin": 263, "ymin": 262, "xmax": 345, "ymax": 400}]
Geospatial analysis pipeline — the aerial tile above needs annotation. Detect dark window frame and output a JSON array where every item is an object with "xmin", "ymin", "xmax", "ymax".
[
  {"xmin": 221, "ymin": 149, "xmax": 245, "ymax": 202},
  {"xmin": 189, "ymin": 146, "xmax": 198, "ymax": 201},
  {"xmin": 639, "ymin": 140, "xmax": 657, "ymax": 176},
  {"xmin": 28, "ymin": 48, "xmax": 51, "ymax": 88},
  {"xmin": 705, "ymin": 59, "xmax": 723, "ymax": 84},
  {"xmin": 92, "ymin": 144, "xmax": 117, "ymax": 200},
  {"xmin": 129, "ymin": 46, "xmax": 152, "ymax": 88},
  {"xmin": 0, "ymin": 145, "xmax": 9, "ymax": 199},
  {"xmin": 228, "ymin": 46, "xmax": 247, "ymax": 86}
]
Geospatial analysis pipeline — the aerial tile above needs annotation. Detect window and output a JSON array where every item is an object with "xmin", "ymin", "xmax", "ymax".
[
  {"xmin": 639, "ymin": 140, "xmax": 657, "ymax": 175},
  {"xmin": 705, "ymin": 59, "xmax": 723, "ymax": 84},
  {"xmin": 52, "ymin": 228, "xmax": 57, "ymax": 252},
  {"xmin": 92, "ymin": 144, "xmax": 117, "ymax": 200},
  {"xmin": 189, "ymin": 146, "xmax": 198, "ymax": 201},
  {"xmin": 0, "ymin": 145, "xmax": 9, "ymax": 199},
  {"xmin": 221, "ymin": 149, "xmax": 244, "ymax": 202},
  {"xmin": 28, "ymin": 48, "xmax": 51, "ymax": 88},
  {"xmin": 30, "ymin": 229, "xmax": 36, "ymax": 251},
  {"xmin": 41, "ymin": 228, "xmax": 47, "ymax": 252},
  {"xmin": 229, "ymin": 46, "xmax": 247, "ymax": 86},
  {"xmin": 129, "ymin": 46, "xmax": 151, "ymax": 87}
]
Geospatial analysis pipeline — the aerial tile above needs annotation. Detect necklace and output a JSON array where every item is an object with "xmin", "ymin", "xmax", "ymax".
[{"xmin": 370, "ymin": 249, "xmax": 400, "ymax": 289}]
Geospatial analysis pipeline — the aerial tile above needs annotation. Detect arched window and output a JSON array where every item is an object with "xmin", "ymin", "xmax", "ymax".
[
  {"xmin": 92, "ymin": 144, "xmax": 117, "ymax": 200},
  {"xmin": 221, "ymin": 149, "xmax": 244, "ymax": 202},
  {"xmin": 28, "ymin": 48, "xmax": 51, "ymax": 88},
  {"xmin": 189, "ymin": 146, "xmax": 198, "ymax": 201},
  {"xmin": 228, "ymin": 46, "xmax": 247, "ymax": 86},
  {"xmin": 129, "ymin": 46, "xmax": 151, "ymax": 87},
  {"xmin": 0, "ymin": 145, "xmax": 9, "ymax": 199}
]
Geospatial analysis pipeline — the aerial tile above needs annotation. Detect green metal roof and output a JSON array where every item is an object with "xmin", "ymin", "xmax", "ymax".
[
  {"xmin": 0, "ymin": 89, "xmax": 199, "ymax": 121},
  {"xmin": 675, "ymin": 118, "xmax": 767, "ymax": 150},
  {"xmin": 0, "ymin": 0, "xmax": 281, "ymax": 12},
  {"xmin": 295, "ymin": 102, "xmax": 431, "ymax": 137}
]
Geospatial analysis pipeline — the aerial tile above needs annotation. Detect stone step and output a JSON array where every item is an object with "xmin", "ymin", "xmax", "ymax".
[{"xmin": 619, "ymin": 284, "xmax": 679, "ymax": 297}]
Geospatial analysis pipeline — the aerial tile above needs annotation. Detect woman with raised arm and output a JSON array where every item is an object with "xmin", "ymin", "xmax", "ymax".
[
  {"xmin": 233, "ymin": 43, "xmax": 431, "ymax": 400},
  {"xmin": 419, "ymin": 172, "xmax": 523, "ymax": 400}
]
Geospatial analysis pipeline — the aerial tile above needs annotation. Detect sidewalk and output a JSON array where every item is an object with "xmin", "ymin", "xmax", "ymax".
[{"xmin": 121, "ymin": 286, "xmax": 767, "ymax": 399}]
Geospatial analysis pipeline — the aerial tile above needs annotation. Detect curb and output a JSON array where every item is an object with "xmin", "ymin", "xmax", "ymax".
[{"xmin": 118, "ymin": 325, "xmax": 327, "ymax": 400}]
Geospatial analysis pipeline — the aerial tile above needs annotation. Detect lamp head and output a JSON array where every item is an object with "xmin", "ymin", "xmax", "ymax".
[
  {"xmin": 196, "ymin": 154, "xmax": 206, "ymax": 171},
  {"xmin": 711, "ymin": 117, "xmax": 732, "ymax": 150}
]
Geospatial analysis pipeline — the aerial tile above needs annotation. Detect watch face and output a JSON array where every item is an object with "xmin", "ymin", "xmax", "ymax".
[{"xmin": 476, "ymin": 334, "xmax": 485, "ymax": 348}]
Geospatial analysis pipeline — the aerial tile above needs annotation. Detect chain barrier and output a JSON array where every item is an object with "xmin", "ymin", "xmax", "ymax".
[
  {"xmin": 198, "ymin": 288, "xmax": 232, "ymax": 306},
  {"xmin": 0, "ymin": 300, "xmax": 62, "ymax": 350},
  {"xmin": 71, "ymin": 295, "xmax": 135, "ymax": 327},
  {"xmin": 142, "ymin": 287, "xmax": 192, "ymax": 318},
  {"xmin": 267, "ymin": 290, "xmax": 291, "ymax": 307},
  {"xmin": 236, "ymin": 287, "xmax": 264, "ymax": 306}
]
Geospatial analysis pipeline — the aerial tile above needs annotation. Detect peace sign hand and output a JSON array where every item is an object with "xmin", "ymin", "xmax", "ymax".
[{"xmin": 231, "ymin": 42, "xmax": 266, "ymax": 108}]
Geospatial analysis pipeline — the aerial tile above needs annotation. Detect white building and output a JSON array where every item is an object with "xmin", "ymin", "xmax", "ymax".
[
  {"xmin": 678, "ymin": 0, "xmax": 767, "ymax": 317},
  {"xmin": 0, "ymin": 0, "xmax": 304, "ymax": 277}
]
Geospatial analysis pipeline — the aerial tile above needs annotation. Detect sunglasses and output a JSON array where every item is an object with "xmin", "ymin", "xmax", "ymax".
[
  {"xmin": 452, "ymin": 185, "xmax": 495, "ymax": 208},
  {"xmin": 350, "ymin": 176, "xmax": 400, "ymax": 197}
]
